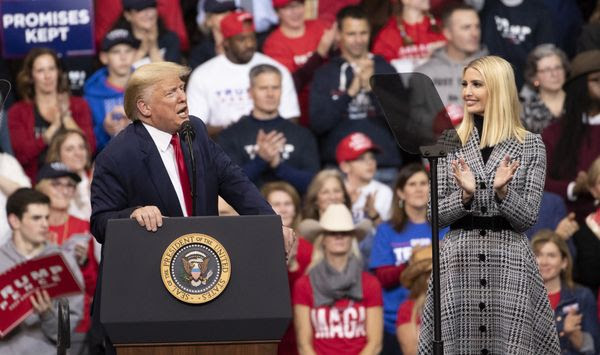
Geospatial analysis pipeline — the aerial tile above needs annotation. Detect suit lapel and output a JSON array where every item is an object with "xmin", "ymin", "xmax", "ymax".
[{"xmin": 135, "ymin": 123, "xmax": 184, "ymax": 217}]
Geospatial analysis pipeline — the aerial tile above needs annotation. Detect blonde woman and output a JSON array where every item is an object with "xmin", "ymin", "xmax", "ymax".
[
  {"xmin": 294, "ymin": 204, "xmax": 381, "ymax": 355},
  {"xmin": 302, "ymin": 169, "xmax": 352, "ymax": 220},
  {"xmin": 418, "ymin": 56, "xmax": 560, "ymax": 353}
]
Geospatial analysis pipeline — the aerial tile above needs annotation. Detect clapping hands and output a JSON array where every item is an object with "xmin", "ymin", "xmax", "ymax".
[
  {"xmin": 493, "ymin": 155, "xmax": 519, "ymax": 200},
  {"xmin": 256, "ymin": 129, "xmax": 286, "ymax": 168},
  {"xmin": 451, "ymin": 158, "xmax": 476, "ymax": 203}
]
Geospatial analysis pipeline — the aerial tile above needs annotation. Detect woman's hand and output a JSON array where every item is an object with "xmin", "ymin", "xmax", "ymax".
[
  {"xmin": 555, "ymin": 213, "xmax": 579, "ymax": 240},
  {"xmin": 493, "ymin": 155, "xmax": 519, "ymax": 200},
  {"xmin": 451, "ymin": 158, "xmax": 475, "ymax": 203},
  {"xmin": 42, "ymin": 119, "xmax": 62, "ymax": 144},
  {"xmin": 563, "ymin": 309, "xmax": 582, "ymax": 336}
]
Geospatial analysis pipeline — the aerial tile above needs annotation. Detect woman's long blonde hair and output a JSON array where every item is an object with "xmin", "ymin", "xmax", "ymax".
[{"xmin": 457, "ymin": 56, "xmax": 527, "ymax": 148}]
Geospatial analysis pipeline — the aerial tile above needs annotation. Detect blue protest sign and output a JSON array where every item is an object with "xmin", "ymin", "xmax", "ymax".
[{"xmin": 1, "ymin": 0, "xmax": 95, "ymax": 58}]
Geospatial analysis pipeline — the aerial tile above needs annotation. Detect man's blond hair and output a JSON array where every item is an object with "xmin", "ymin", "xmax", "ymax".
[{"xmin": 124, "ymin": 62, "xmax": 191, "ymax": 121}]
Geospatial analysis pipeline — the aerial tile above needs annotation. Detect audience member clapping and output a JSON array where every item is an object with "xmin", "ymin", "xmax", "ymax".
[
  {"xmin": 309, "ymin": 6, "xmax": 401, "ymax": 181},
  {"xmin": 532, "ymin": 230, "xmax": 600, "ymax": 355},
  {"xmin": 521, "ymin": 44, "xmax": 568, "ymax": 134},
  {"xmin": 295, "ymin": 204, "xmax": 381, "ymax": 355},
  {"xmin": 216, "ymin": 64, "xmax": 319, "ymax": 194},
  {"xmin": 7, "ymin": 48, "xmax": 96, "ymax": 183},
  {"xmin": 337, "ymin": 132, "xmax": 393, "ymax": 225}
]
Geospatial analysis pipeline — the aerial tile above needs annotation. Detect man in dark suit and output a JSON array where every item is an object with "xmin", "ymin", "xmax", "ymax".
[
  {"xmin": 90, "ymin": 61, "xmax": 292, "ymax": 240},
  {"xmin": 89, "ymin": 61, "xmax": 294, "ymax": 353}
]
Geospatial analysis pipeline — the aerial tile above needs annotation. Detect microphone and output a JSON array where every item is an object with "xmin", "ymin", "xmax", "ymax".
[
  {"xmin": 179, "ymin": 120, "xmax": 195, "ymax": 141},
  {"xmin": 179, "ymin": 121, "xmax": 197, "ymax": 215}
]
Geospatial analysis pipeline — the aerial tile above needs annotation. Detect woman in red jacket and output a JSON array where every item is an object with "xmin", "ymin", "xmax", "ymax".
[{"xmin": 8, "ymin": 47, "xmax": 96, "ymax": 183}]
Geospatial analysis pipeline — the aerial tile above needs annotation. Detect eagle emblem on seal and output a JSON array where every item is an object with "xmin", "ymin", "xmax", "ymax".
[{"xmin": 182, "ymin": 251, "xmax": 213, "ymax": 287}]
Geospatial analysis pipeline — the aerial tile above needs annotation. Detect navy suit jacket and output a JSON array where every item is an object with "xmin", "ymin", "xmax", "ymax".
[{"xmin": 90, "ymin": 116, "xmax": 275, "ymax": 243}]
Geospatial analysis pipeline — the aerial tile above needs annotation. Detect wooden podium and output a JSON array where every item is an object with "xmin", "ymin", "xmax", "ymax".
[{"xmin": 100, "ymin": 216, "xmax": 291, "ymax": 354}]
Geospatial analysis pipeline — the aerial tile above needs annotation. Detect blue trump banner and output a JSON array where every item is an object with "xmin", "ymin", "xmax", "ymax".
[{"xmin": 1, "ymin": 0, "xmax": 94, "ymax": 58}]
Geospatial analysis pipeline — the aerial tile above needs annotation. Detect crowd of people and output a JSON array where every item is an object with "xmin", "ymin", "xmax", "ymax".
[{"xmin": 1, "ymin": 0, "xmax": 600, "ymax": 354}]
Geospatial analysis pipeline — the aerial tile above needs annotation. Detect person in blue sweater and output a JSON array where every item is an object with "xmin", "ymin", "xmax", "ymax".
[
  {"xmin": 83, "ymin": 28, "xmax": 139, "ymax": 151},
  {"xmin": 369, "ymin": 163, "xmax": 448, "ymax": 355},
  {"xmin": 216, "ymin": 64, "xmax": 320, "ymax": 194}
]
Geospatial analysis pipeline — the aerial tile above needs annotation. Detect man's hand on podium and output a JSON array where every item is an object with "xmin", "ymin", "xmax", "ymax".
[
  {"xmin": 282, "ymin": 226, "xmax": 297, "ymax": 264},
  {"xmin": 130, "ymin": 206, "xmax": 163, "ymax": 232}
]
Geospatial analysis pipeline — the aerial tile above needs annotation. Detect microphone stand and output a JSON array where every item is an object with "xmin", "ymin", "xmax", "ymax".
[
  {"xmin": 420, "ymin": 144, "xmax": 446, "ymax": 355},
  {"xmin": 180, "ymin": 122, "xmax": 197, "ymax": 216}
]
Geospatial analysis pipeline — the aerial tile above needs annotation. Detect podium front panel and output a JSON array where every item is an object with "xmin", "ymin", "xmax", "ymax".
[{"xmin": 100, "ymin": 215, "xmax": 291, "ymax": 344}]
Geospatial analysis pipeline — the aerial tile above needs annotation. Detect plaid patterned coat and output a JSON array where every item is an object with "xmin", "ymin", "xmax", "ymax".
[{"xmin": 418, "ymin": 129, "xmax": 561, "ymax": 355}]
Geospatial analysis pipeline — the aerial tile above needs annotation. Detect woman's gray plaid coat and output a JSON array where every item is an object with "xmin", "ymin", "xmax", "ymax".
[{"xmin": 418, "ymin": 129, "xmax": 560, "ymax": 354}]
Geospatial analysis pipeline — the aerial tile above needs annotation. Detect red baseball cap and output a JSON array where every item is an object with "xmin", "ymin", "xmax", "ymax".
[
  {"xmin": 220, "ymin": 10, "xmax": 255, "ymax": 39},
  {"xmin": 336, "ymin": 132, "xmax": 380, "ymax": 164},
  {"xmin": 272, "ymin": 0, "xmax": 304, "ymax": 9}
]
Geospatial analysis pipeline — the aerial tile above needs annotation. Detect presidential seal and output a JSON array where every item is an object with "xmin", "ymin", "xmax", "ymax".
[{"xmin": 161, "ymin": 233, "xmax": 231, "ymax": 304}]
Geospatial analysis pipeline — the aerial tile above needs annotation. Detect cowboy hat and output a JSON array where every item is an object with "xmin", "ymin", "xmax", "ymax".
[
  {"xmin": 400, "ymin": 245, "xmax": 433, "ymax": 290},
  {"xmin": 565, "ymin": 49, "xmax": 600, "ymax": 84},
  {"xmin": 297, "ymin": 204, "xmax": 372, "ymax": 242}
]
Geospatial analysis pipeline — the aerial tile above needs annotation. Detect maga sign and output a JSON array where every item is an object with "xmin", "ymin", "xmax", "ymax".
[{"xmin": 1, "ymin": 0, "xmax": 94, "ymax": 58}]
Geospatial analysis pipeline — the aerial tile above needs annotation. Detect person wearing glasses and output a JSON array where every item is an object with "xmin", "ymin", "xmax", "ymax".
[
  {"xmin": 521, "ymin": 44, "xmax": 569, "ymax": 134},
  {"xmin": 34, "ymin": 162, "xmax": 97, "ymax": 354}
]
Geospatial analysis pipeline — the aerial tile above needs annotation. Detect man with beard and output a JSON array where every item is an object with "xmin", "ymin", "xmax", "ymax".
[{"xmin": 186, "ymin": 10, "xmax": 299, "ymax": 137}]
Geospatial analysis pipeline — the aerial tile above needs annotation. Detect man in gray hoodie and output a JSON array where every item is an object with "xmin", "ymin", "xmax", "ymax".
[
  {"xmin": 0, "ymin": 188, "xmax": 83, "ymax": 355},
  {"xmin": 416, "ymin": 3, "xmax": 488, "ymax": 118}
]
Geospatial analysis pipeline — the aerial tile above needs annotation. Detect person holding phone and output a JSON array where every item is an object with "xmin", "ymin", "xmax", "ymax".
[{"xmin": 532, "ymin": 230, "xmax": 600, "ymax": 355}]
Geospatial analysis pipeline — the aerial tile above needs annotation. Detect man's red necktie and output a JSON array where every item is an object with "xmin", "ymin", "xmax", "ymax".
[{"xmin": 170, "ymin": 133, "xmax": 192, "ymax": 216}]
